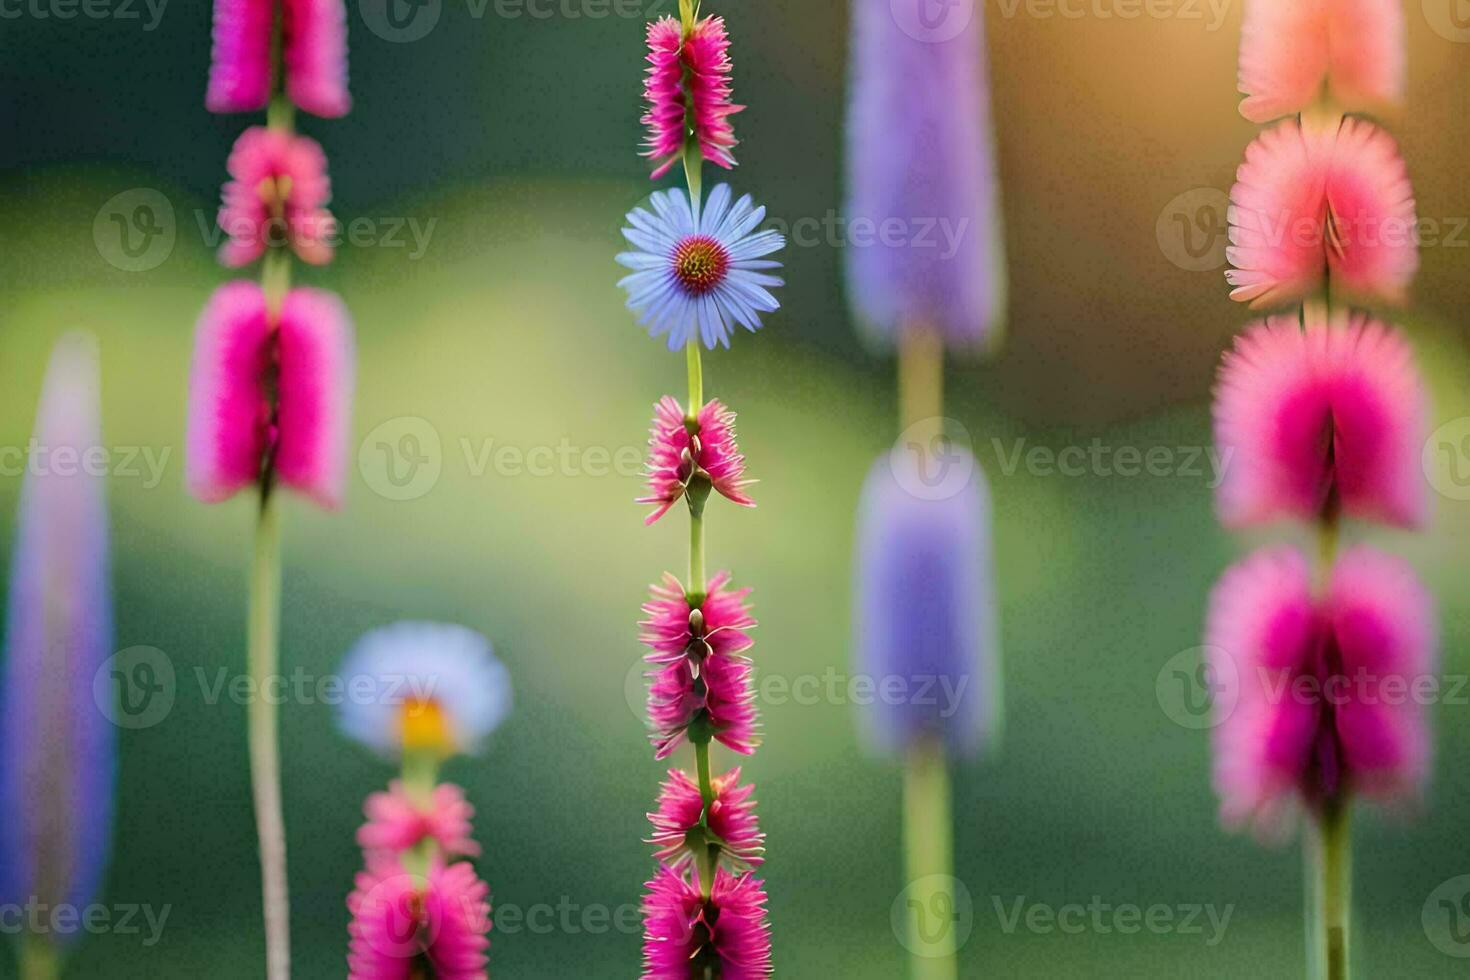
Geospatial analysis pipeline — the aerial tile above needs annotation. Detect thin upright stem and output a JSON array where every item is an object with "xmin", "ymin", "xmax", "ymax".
[
  {"xmin": 903, "ymin": 736, "xmax": 958, "ymax": 980},
  {"xmin": 1309, "ymin": 802, "xmax": 1352, "ymax": 980},
  {"xmin": 20, "ymin": 936, "xmax": 59, "ymax": 980},
  {"xmin": 686, "ymin": 341, "xmax": 704, "ymax": 417},
  {"xmin": 249, "ymin": 490, "xmax": 290, "ymax": 980},
  {"xmin": 899, "ymin": 322, "xmax": 944, "ymax": 444}
]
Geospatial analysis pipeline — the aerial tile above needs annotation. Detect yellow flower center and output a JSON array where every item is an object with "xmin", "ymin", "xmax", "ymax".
[
  {"xmin": 400, "ymin": 698, "xmax": 455, "ymax": 757},
  {"xmin": 672, "ymin": 235, "xmax": 731, "ymax": 295}
]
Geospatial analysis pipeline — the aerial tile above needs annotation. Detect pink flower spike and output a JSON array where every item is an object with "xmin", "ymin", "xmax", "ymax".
[
  {"xmin": 219, "ymin": 127, "xmax": 336, "ymax": 269},
  {"xmin": 641, "ymin": 864, "xmax": 771, "ymax": 979},
  {"xmin": 284, "ymin": 0, "xmax": 352, "ymax": 118},
  {"xmin": 1213, "ymin": 310, "xmax": 1426, "ymax": 529},
  {"xmin": 186, "ymin": 281, "xmax": 273, "ymax": 504},
  {"xmin": 357, "ymin": 781, "xmax": 480, "ymax": 859},
  {"xmin": 1226, "ymin": 116, "xmax": 1417, "ymax": 309},
  {"xmin": 648, "ymin": 767, "xmax": 764, "ymax": 871},
  {"xmin": 1207, "ymin": 545, "xmax": 1435, "ymax": 839},
  {"xmin": 639, "ymin": 396, "xmax": 754, "ymax": 524},
  {"xmin": 275, "ymin": 287, "xmax": 356, "ymax": 509},
  {"xmin": 206, "ymin": 0, "xmax": 273, "ymax": 114},
  {"xmin": 641, "ymin": 15, "xmax": 744, "ymax": 179},
  {"xmin": 1238, "ymin": 0, "xmax": 1402, "ymax": 124},
  {"xmin": 641, "ymin": 572, "xmax": 759, "ymax": 758},
  {"xmin": 185, "ymin": 283, "xmax": 355, "ymax": 508},
  {"xmin": 347, "ymin": 856, "xmax": 491, "ymax": 979}
]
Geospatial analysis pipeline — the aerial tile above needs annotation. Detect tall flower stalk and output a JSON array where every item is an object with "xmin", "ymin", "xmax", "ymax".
[
  {"xmin": 845, "ymin": 2, "xmax": 1006, "ymax": 977},
  {"xmin": 0, "ymin": 335, "xmax": 115, "ymax": 980},
  {"xmin": 617, "ymin": 2, "xmax": 782, "ymax": 974},
  {"xmin": 1209, "ymin": 5, "xmax": 1434, "ymax": 978},
  {"xmin": 189, "ymin": 2, "xmax": 354, "ymax": 975}
]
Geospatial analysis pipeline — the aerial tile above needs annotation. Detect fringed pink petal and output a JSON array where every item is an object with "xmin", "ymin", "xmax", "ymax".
[
  {"xmin": 219, "ymin": 127, "xmax": 336, "ymax": 269},
  {"xmin": 641, "ymin": 865, "xmax": 770, "ymax": 979},
  {"xmin": 1323, "ymin": 117, "xmax": 1418, "ymax": 304},
  {"xmin": 206, "ymin": 0, "xmax": 273, "ymax": 114},
  {"xmin": 1238, "ymin": 0, "xmax": 1402, "ymax": 123},
  {"xmin": 1327, "ymin": 546, "xmax": 1435, "ymax": 807},
  {"xmin": 1206, "ymin": 546, "xmax": 1318, "ymax": 840},
  {"xmin": 275, "ymin": 287, "xmax": 355, "ymax": 509},
  {"xmin": 347, "ymin": 856, "xmax": 489, "ymax": 979},
  {"xmin": 1226, "ymin": 117, "xmax": 1417, "ymax": 309},
  {"xmin": 185, "ymin": 281, "xmax": 272, "ymax": 504},
  {"xmin": 1213, "ymin": 311, "xmax": 1426, "ymax": 529},
  {"xmin": 284, "ymin": 0, "xmax": 352, "ymax": 118},
  {"xmin": 358, "ymin": 781, "xmax": 480, "ymax": 859},
  {"xmin": 640, "ymin": 15, "xmax": 743, "ymax": 179}
]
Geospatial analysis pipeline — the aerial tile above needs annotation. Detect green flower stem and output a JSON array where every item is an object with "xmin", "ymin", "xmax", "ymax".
[
  {"xmin": 248, "ymin": 489, "xmax": 290, "ymax": 980},
  {"xmin": 1308, "ymin": 801, "xmax": 1352, "ymax": 980},
  {"xmin": 694, "ymin": 737, "xmax": 718, "ymax": 896},
  {"xmin": 686, "ymin": 340, "xmax": 704, "ymax": 417},
  {"xmin": 903, "ymin": 736, "xmax": 957, "ymax": 980},
  {"xmin": 19, "ymin": 936, "xmax": 59, "ymax": 980}
]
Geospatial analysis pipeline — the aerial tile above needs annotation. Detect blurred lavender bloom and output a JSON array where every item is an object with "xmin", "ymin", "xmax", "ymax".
[
  {"xmin": 845, "ymin": 0, "xmax": 1007, "ymax": 351},
  {"xmin": 0, "ymin": 333, "xmax": 115, "ymax": 935},
  {"xmin": 853, "ymin": 446, "xmax": 1000, "ymax": 756}
]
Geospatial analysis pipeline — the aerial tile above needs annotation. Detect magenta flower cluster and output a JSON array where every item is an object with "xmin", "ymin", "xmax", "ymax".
[{"xmin": 1207, "ymin": 0, "xmax": 1436, "ymax": 840}]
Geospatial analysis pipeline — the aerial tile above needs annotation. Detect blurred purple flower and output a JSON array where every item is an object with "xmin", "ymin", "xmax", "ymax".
[
  {"xmin": 844, "ymin": 0, "xmax": 1006, "ymax": 351},
  {"xmin": 0, "ymin": 333, "xmax": 115, "ymax": 935},
  {"xmin": 853, "ymin": 446, "xmax": 1000, "ymax": 756}
]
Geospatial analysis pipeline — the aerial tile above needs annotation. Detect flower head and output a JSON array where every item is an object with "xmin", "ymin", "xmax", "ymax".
[
  {"xmin": 641, "ymin": 15, "xmax": 743, "ymax": 179},
  {"xmin": 284, "ymin": 0, "xmax": 352, "ymax": 119},
  {"xmin": 1213, "ymin": 311, "xmax": 1426, "ymax": 529},
  {"xmin": 641, "ymin": 572, "xmax": 758, "ymax": 758},
  {"xmin": 1238, "ymin": 0, "xmax": 1402, "ymax": 123},
  {"xmin": 219, "ymin": 126, "xmax": 336, "ymax": 268},
  {"xmin": 845, "ymin": 0, "xmax": 1005, "ymax": 350},
  {"xmin": 338, "ymin": 622, "xmax": 512, "ymax": 761},
  {"xmin": 648, "ymin": 767, "xmax": 764, "ymax": 871},
  {"xmin": 854, "ymin": 447, "xmax": 1001, "ymax": 757},
  {"xmin": 1226, "ymin": 116, "xmax": 1417, "ymax": 309},
  {"xmin": 1207, "ymin": 545, "xmax": 1434, "ymax": 838},
  {"xmin": 639, "ymin": 396, "xmax": 754, "ymax": 524},
  {"xmin": 207, "ymin": 0, "xmax": 350, "ymax": 117},
  {"xmin": 641, "ymin": 864, "xmax": 772, "ymax": 979},
  {"xmin": 358, "ymin": 781, "xmax": 480, "ymax": 860},
  {"xmin": 0, "ymin": 334, "xmax": 114, "ymax": 934},
  {"xmin": 185, "ymin": 280, "xmax": 356, "ymax": 508},
  {"xmin": 617, "ymin": 183, "xmax": 784, "ymax": 351},
  {"xmin": 347, "ymin": 856, "xmax": 490, "ymax": 979}
]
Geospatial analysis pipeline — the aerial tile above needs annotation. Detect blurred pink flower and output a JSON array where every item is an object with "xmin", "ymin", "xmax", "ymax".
[
  {"xmin": 641, "ymin": 572, "xmax": 758, "ymax": 759},
  {"xmin": 641, "ymin": 15, "xmax": 743, "ymax": 179},
  {"xmin": 648, "ymin": 767, "xmax": 764, "ymax": 871},
  {"xmin": 347, "ymin": 856, "xmax": 490, "ymax": 979},
  {"xmin": 206, "ymin": 0, "xmax": 274, "ymax": 113},
  {"xmin": 1226, "ymin": 116, "xmax": 1417, "ymax": 309},
  {"xmin": 1238, "ymin": 0, "xmax": 1402, "ymax": 123},
  {"xmin": 186, "ymin": 281, "xmax": 356, "ymax": 508},
  {"xmin": 638, "ymin": 396, "xmax": 754, "ymax": 524},
  {"xmin": 219, "ymin": 126, "xmax": 335, "ymax": 268},
  {"xmin": 1207, "ymin": 545, "xmax": 1435, "ymax": 839},
  {"xmin": 1213, "ymin": 310, "xmax": 1425, "ymax": 529},
  {"xmin": 641, "ymin": 864, "xmax": 771, "ymax": 979},
  {"xmin": 358, "ymin": 782, "xmax": 480, "ymax": 860},
  {"xmin": 284, "ymin": 0, "xmax": 352, "ymax": 118},
  {"xmin": 207, "ymin": 0, "xmax": 350, "ymax": 117}
]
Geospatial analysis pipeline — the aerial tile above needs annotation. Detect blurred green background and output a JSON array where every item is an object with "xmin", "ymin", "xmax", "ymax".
[{"xmin": 3, "ymin": 2, "xmax": 1470, "ymax": 977}]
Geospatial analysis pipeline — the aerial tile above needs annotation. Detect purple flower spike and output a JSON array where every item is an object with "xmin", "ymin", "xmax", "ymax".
[
  {"xmin": 844, "ymin": 0, "xmax": 1006, "ymax": 351},
  {"xmin": 0, "ymin": 333, "xmax": 115, "ymax": 933},
  {"xmin": 853, "ymin": 446, "xmax": 1000, "ymax": 756}
]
